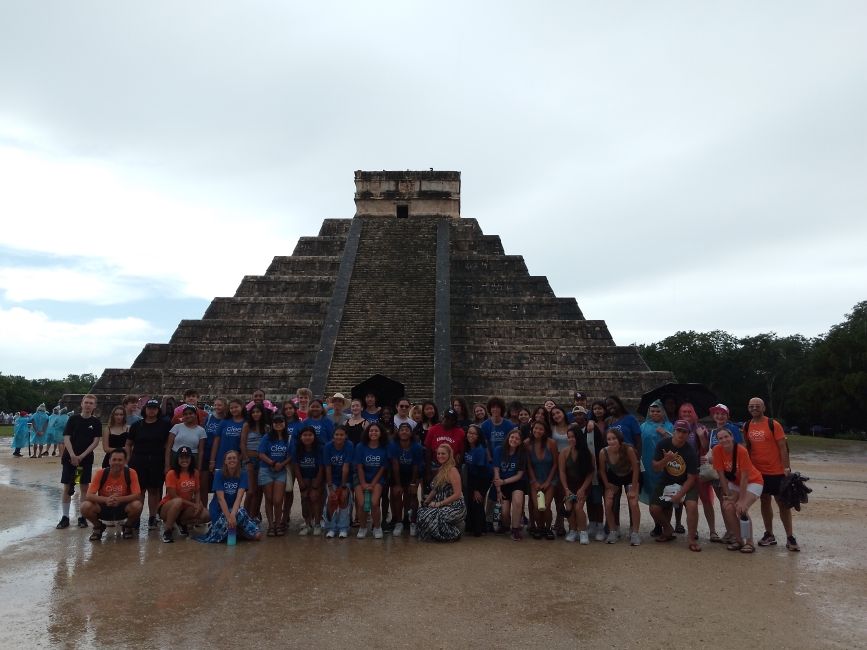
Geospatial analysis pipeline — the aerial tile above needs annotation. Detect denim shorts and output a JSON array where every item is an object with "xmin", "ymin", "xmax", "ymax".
[{"xmin": 258, "ymin": 464, "xmax": 288, "ymax": 486}]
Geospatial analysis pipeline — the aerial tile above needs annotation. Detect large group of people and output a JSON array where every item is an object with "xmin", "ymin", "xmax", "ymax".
[{"xmin": 43, "ymin": 387, "xmax": 801, "ymax": 552}]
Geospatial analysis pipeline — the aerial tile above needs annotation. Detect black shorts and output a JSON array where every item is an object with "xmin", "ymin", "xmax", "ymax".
[
  {"xmin": 606, "ymin": 470, "xmax": 633, "ymax": 488},
  {"xmin": 130, "ymin": 457, "xmax": 165, "ymax": 490},
  {"xmin": 761, "ymin": 474, "xmax": 785, "ymax": 496},
  {"xmin": 500, "ymin": 480, "xmax": 528, "ymax": 499},
  {"xmin": 98, "ymin": 504, "xmax": 129, "ymax": 521},
  {"xmin": 61, "ymin": 459, "xmax": 94, "ymax": 485},
  {"xmin": 394, "ymin": 467, "xmax": 417, "ymax": 488}
]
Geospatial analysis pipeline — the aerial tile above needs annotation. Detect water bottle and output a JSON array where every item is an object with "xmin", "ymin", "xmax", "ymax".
[
  {"xmin": 536, "ymin": 490, "xmax": 546, "ymax": 511},
  {"xmin": 739, "ymin": 514, "xmax": 751, "ymax": 541},
  {"xmin": 492, "ymin": 501, "xmax": 502, "ymax": 532},
  {"xmin": 74, "ymin": 466, "xmax": 82, "ymax": 485},
  {"xmin": 363, "ymin": 489, "xmax": 372, "ymax": 513},
  {"xmin": 227, "ymin": 525, "xmax": 237, "ymax": 546}
]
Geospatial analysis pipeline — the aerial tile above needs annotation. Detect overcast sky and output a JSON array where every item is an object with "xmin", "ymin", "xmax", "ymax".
[{"xmin": 1, "ymin": 1, "xmax": 865, "ymax": 379}]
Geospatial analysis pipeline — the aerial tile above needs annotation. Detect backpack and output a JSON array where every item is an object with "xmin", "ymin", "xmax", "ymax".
[
  {"xmin": 742, "ymin": 417, "xmax": 778, "ymax": 451},
  {"xmin": 99, "ymin": 466, "xmax": 131, "ymax": 494}
]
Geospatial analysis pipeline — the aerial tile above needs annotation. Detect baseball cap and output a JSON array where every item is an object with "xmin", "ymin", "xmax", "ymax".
[
  {"xmin": 182, "ymin": 405, "xmax": 197, "ymax": 414},
  {"xmin": 177, "ymin": 446, "xmax": 193, "ymax": 456},
  {"xmin": 272, "ymin": 414, "xmax": 286, "ymax": 423},
  {"xmin": 332, "ymin": 392, "xmax": 346, "ymax": 400},
  {"xmin": 444, "ymin": 408, "xmax": 457, "ymax": 418},
  {"xmin": 574, "ymin": 391, "xmax": 585, "ymax": 400},
  {"xmin": 145, "ymin": 399, "xmax": 160, "ymax": 409},
  {"xmin": 674, "ymin": 419, "xmax": 690, "ymax": 431},
  {"xmin": 572, "ymin": 406, "xmax": 588, "ymax": 415},
  {"xmin": 709, "ymin": 403, "xmax": 730, "ymax": 416}
]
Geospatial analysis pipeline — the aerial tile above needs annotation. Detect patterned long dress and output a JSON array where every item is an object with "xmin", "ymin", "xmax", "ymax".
[{"xmin": 417, "ymin": 482, "xmax": 466, "ymax": 542}]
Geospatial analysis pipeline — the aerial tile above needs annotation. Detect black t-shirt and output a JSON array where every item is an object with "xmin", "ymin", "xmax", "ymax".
[
  {"xmin": 62, "ymin": 414, "xmax": 102, "ymax": 460},
  {"xmin": 128, "ymin": 418, "xmax": 170, "ymax": 459},
  {"xmin": 653, "ymin": 438, "xmax": 699, "ymax": 486}
]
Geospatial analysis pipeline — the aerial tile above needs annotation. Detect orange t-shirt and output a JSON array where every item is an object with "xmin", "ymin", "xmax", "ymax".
[
  {"xmin": 744, "ymin": 418, "xmax": 785, "ymax": 475},
  {"xmin": 159, "ymin": 470, "xmax": 200, "ymax": 507},
  {"xmin": 88, "ymin": 468, "xmax": 141, "ymax": 498},
  {"xmin": 712, "ymin": 444, "xmax": 763, "ymax": 486}
]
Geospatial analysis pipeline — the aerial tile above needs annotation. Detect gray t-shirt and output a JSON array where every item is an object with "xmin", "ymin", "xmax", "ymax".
[{"xmin": 169, "ymin": 423, "xmax": 206, "ymax": 452}]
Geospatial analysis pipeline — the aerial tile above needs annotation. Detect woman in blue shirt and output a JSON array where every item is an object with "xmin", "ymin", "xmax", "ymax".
[
  {"xmin": 258, "ymin": 415, "xmax": 291, "ymax": 536},
  {"xmin": 302, "ymin": 399, "xmax": 335, "ymax": 444},
  {"xmin": 322, "ymin": 425, "xmax": 354, "ymax": 538},
  {"xmin": 493, "ymin": 430, "xmax": 528, "ymax": 541},
  {"xmin": 354, "ymin": 422, "xmax": 388, "ymax": 539},
  {"xmin": 280, "ymin": 400, "xmax": 304, "ymax": 529},
  {"xmin": 293, "ymin": 425, "xmax": 324, "ymax": 536},
  {"xmin": 196, "ymin": 450, "xmax": 261, "ymax": 543},
  {"xmin": 463, "ymin": 425, "xmax": 490, "ymax": 537},
  {"xmin": 388, "ymin": 422, "xmax": 424, "ymax": 537}
]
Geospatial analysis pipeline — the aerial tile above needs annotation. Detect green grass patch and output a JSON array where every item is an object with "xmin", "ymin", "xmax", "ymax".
[{"xmin": 0, "ymin": 425, "xmax": 11, "ymax": 438}]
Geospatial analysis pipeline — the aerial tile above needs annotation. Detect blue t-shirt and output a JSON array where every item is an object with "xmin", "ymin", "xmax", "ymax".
[
  {"xmin": 481, "ymin": 418, "xmax": 515, "ymax": 451},
  {"xmin": 323, "ymin": 440, "xmax": 355, "ymax": 486},
  {"xmin": 209, "ymin": 469, "xmax": 249, "ymax": 520},
  {"xmin": 258, "ymin": 433, "xmax": 291, "ymax": 463},
  {"xmin": 709, "ymin": 422, "xmax": 744, "ymax": 448},
  {"xmin": 493, "ymin": 446, "xmax": 523, "ymax": 480},
  {"xmin": 302, "ymin": 417, "xmax": 334, "ymax": 444},
  {"xmin": 204, "ymin": 414, "xmax": 224, "ymax": 462},
  {"xmin": 388, "ymin": 440, "xmax": 424, "ymax": 471},
  {"xmin": 215, "ymin": 418, "xmax": 244, "ymax": 467},
  {"xmin": 464, "ymin": 446, "xmax": 491, "ymax": 481},
  {"xmin": 361, "ymin": 409, "xmax": 381, "ymax": 423},
  {"xmin": 354, "ymin": 443, "xmax": 388, "ymax": 484},
  {"xmin": 294, "ymin": 444, "xmax": 322, "ymax": 480},
  {"xmin": 610, "ymin": 414, "xmax": 642, "ymax": 447}
]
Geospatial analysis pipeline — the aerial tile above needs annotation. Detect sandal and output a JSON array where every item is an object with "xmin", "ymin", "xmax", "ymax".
[
  {"xmin": 709, "ymin": 532, "xmax": 722, "ymax": 543},
  {"xmin": 276, "ymin": 524, "xmax": 286, "ymax": 537},
  {"xmin": 266, "ymin": 526, "xmax": 276, "ymax": 537},
  {"xmin": 726, "ymin": 542, "xmax": 743, "ymax": 551},
  {"xmin": 121, "ymin": 525, "xmax": 134, "ymax": 539},
  {"xmin": 656, "ymin": 533, "xmax": 676, "ymax": 543},
  {"xmin": 740, "ymin": 542, "xmax": 755, "ymax": 553},
  {"xmin": 88, "ymin": 523, "xmax": 106, "ymax": 541},
  {"xmin": 689, "ymin": 542, "xmax": 702, "ymax": 552},
  {"xmin": 721, "ymin": 533, "xmax": 736, "ymax": 545}
]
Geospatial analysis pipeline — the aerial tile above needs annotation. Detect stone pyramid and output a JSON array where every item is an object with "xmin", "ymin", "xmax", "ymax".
[{"xmin": 84, "ymin": 170, "xmax": 670, "ymax": 411}]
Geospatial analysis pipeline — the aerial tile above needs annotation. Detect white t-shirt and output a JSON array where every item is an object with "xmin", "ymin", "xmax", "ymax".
[{"xmin": 169, "ymin": 423, "xmax": 206, "ymax": 452}]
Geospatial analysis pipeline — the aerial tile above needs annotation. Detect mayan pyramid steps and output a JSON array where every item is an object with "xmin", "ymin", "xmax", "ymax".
[{"xmin": 73, "ymin": 171, "xmax": 670, "ymax": 415}]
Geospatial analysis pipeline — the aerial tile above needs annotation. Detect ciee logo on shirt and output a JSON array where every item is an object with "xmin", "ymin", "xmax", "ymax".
[
  {"xmin": 364, "ymin": 454, "xmax": 382, "ymax": 464},
  {"xmin": 103, "ymin": 484, "xmax": 126, "ymax": 496},
  {"xmin": 179, "ymin": 479, "xmax": 197, "ymax": 490},
  {"xmin": 223, "ymin": 480, "xmax": 239, "ymax": 492}
]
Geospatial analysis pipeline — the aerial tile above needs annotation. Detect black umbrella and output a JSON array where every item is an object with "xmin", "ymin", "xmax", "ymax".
[
  {"xmin": 350, "ymin": 374, "xmax": 406, "ymax": 409},
  {"xmin": 637, "ymin": 382, "xmax": 719, "ymax": 418}
]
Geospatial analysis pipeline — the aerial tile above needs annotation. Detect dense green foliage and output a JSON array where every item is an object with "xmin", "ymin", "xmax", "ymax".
[
  {"xmin": 0, "ymin": 373, "xmax": 97, "ymax": 412},
  {"xmin": 638, "ymin": 301, "xmax": 867, "ymax": 434}
]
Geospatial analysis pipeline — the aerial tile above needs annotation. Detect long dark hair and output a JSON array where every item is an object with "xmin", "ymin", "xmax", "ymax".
[
  {"xmin": 172, "ymin": 454, "xmax": 199, "ymax": 482},
  {"xmin": 567, "ymin": 425, "xmax": 594, "ymax": 478},
  {"xmin": 501, "ymin": 430, "xmax": 527, "ymax": 470},
  {"xmin": 281, "ymin": 401, "xmax": 301, "ymax": 423},
  {"xmin": 362, "ymin": 422, "xmax": 384, "ymax": 447},
  {"xmin": 590, "ymin": 400, "xmax": 607, "ymax": 423},
  {"xmin": 421, "ymin": 401, "xmax": 439, "ymax": 426},
  {"xmin": 605, "ymin": 395, "xmax": 628, "ymax": 418},
  {"xmin": 246, "ymin": 404, "xmax": 270, "ymax": 434},
  {"xmin": 466, "ymin": 424, "xmax": 486, "ymax": 449},
  {"xmin": 295, "ymin": 425, "xmax": 320, "ymax": 459}
]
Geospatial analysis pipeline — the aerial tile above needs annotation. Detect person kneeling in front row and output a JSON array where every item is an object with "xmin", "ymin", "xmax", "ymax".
[{"xmin": 80, "ymin": 448, "xmax": 143, "ymax": 541}]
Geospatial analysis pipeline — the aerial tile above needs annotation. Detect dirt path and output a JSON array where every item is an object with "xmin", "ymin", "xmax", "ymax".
[{"xmin": 0, "ymin": 440, "xmax": 865, "ymax": 649}]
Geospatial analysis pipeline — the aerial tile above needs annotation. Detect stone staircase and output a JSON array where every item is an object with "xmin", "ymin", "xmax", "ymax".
[
  {"xmin": 325, "ymin": 217, "xmax": 440, "ymax": 401},
  {"xmin": 449, "ymin": 218, "xmax": 670, "ymax": 408}
]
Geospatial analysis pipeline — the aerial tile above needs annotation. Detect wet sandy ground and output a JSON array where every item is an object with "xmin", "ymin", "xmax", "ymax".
[{"xmin": 0, "ymin": 440, "xmax": 865, "ymax": 649}]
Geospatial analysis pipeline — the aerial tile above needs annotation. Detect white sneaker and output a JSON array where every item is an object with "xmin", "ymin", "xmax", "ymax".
[
  {"xmin": 373, "ymin": 527, "xmax": 384, "ymax": 539},
  {"xmin": 630, "ymin": 532, "xmax": 641, "ymax": 546},
  {"xmin": 594, "ymin": 527, "xmax": 606, "ymax": 542},
  {"xmin": 356, "ymin": 527, "xmax": 368, "ymax": 539},
  {"xmin": 313, "ymin": 525, "xmax": 322, "ymax": 536},
  {"xmin": 298, "ymin": 525, "xmax": 310, "ymax": 536},
  {"xmin": 565, "ymin": 530, "xmax": 578, "ymax": 542},
  {"xmin": 409, "ymin": 523, "xmax": 417, "ymax": 537},
  {"xmin": 325, "ymin": 530, "xmax": 336, "ymax": 539},
  {"xmin": 338, "ymin": 530, "xmax": 348, "ymax": 539},
  {"xmin": 393, "ymin": 522, "xmax": 404, "ymax": 536},
  {"xmin": 606, "ymin": 531, "xmax": 618, "ymax": 544}
]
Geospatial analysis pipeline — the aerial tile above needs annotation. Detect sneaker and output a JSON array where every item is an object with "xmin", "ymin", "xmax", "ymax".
[
  {"xmin": 12, "ymin": 451, "xmax": 22, "ymax": 457},
  {"xmin": 356, "ymin": 527, "xmax": 368, "ymax": 539},
  {"xmin": 77, "ymin": 516, "xmax": 88, "ymax": 529},
  {"xmin": 409, "ymin": 523, "xmax": 417, "ymax": 537},
  {"xmin": 56, "ymin": 516, "xmax": 70, "ymax": 529},
  {"xmin": 147, "ymin": 516, "xmax": 157, "ymax": 530},
  {"xmin": 630, "ymin": 532, "xmax": 641, "ymax": 546},
  {"xmin": 325, "ymin": 530, "xmax": 336, "ymax": 539},
  {"xmin": 298, "ymin": 525, "xmax": 310, "ymax": 536},
  {"xmin": 313, "ymin": 525, "xmax": 322, "ymax": 536},
  {"xmin": 338, "ymin": 530, "xmax": 348, "ymax": 539},
  {"xmin": 373, "ymin": 527, "xmax": 384, "ymax": 539},
  {"xmin": 606, "ymin": 531, "xmax": 618, "ymax": 544},
  {"xmin": 161, "ymin": 530, "xmax": 174, "ymax": 544},
  {"xmin": 579, "ymin": 530, "xmax": 590, "ymax": 545},
  {"xmin": 594, "ymin": 527, "xmax": 606, "ymax": 542},
  {"xmin": 132, "ymin": 518, "xmax": 141, "ymax": 530},
  {"xmin": 565, "ymin": 530, "xmax": 578, "ymax": 543},
  {"xmin": 178, "ymin": 524, "xmax": 189, "ymax": 537},
  {"xmin": 786, "ymin": 536, "xmax": 800, "ymax": 552},
  {"xmin": 758, "ymin": 532, "xmax": 777, "ymax": 547},
  {"xmin": 393, "ymin": 522, "xmax": 404, "ymax": 536}
]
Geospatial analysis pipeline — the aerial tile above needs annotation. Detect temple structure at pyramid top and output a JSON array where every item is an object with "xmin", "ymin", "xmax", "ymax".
[{"xmin": 79, "ymin": 170, "xmax": 670, "ymax": 415}]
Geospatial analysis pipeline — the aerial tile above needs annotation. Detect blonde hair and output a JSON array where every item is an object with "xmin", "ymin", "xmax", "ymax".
[{"xmin": 431, "ymin": 444, "xmax": 456, "ymax": 489}]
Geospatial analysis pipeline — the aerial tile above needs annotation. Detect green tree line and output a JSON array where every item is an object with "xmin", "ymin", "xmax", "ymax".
[
  {"xmin": 637, "ymin": 301, "xmax": 867, "ymax": 435},
  {"xmin": 0, "ymin": 373, "xmax": 97, "ymax": 412}
]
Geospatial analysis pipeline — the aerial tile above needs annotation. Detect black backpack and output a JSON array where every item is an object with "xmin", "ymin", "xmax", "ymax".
[{"xmin": 99, "ymin": 466, "xmax": 131, "ymax": 493}]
